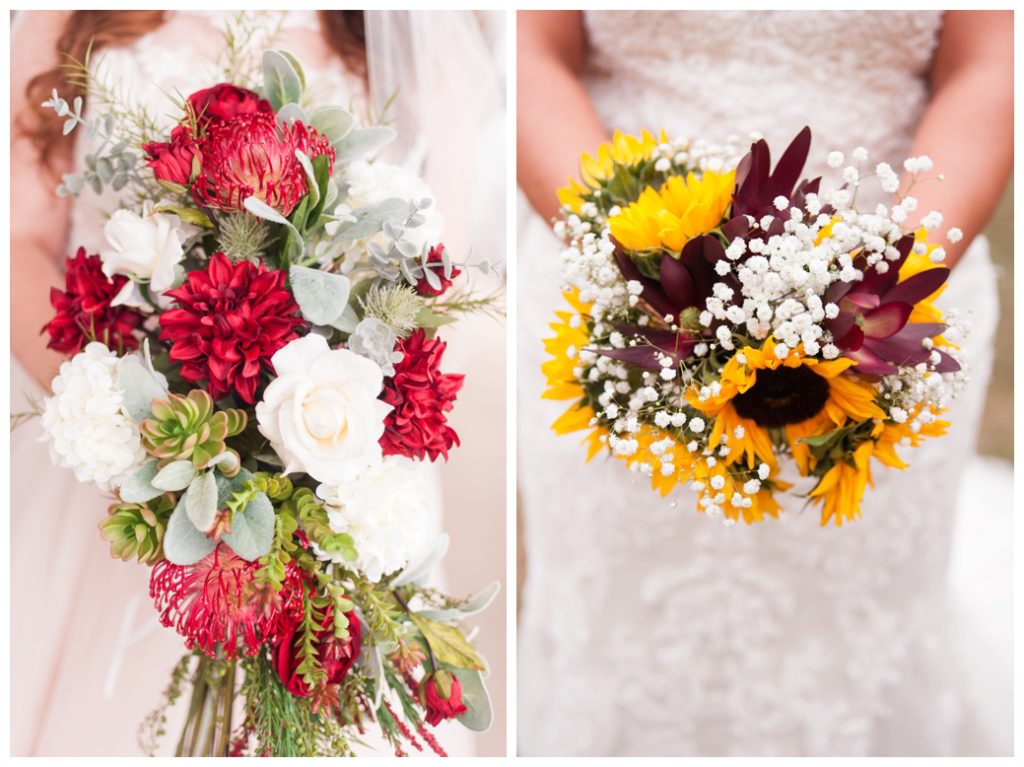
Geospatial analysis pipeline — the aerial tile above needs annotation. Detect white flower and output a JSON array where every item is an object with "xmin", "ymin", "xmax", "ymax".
[
  {"xmin": 315, "ymin": 456, "xmax": 432, "ymax": 582},
  {"xmin": 40, "ymin": 342, "xmax": 146, "ymax": 488},
  {"xmin": 101, "ymin": 203, "xmax": 196, "ymax": 307},
  {"xmin": 827, "ymin": 151, "xmax": 844, "ymax": 168},
  {"xmin": 345, "ymin": 159, "xmax": 443, "ymax": 252},
  {"xmin": 256, "ymin": 334, "xmax": 391, "ymax": 486}
]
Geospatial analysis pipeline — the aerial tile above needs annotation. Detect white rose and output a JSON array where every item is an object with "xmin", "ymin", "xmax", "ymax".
[
  {"xmin": 41, "ymin": 342, "xmax": 146, "ymax": 488},
  {"xmin": 344, "ymin": 159, "xmax": 444, "ymax": 252},
  {"xmin": 255, "ymin": 333, "xmax": 391, "ymax": 485},
  {"xmin": 314, "ymin": 456, "xmax": 432, "ymax": 582},
  {"xmin": 101, "ymin": 202, "xmax": 195, "ymax": 307}
]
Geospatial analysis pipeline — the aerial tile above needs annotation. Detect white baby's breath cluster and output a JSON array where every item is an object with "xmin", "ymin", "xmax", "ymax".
[
  {"xmin": 40, "ymin": 342, "xmax": 146, "ymax": 488},
  {"xmin": 555, "ymin": 135, "xmax": 970, "ymax": 513}
]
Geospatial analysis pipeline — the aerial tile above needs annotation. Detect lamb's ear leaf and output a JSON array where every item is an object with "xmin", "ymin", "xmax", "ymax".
[
  {"xmin": 184, "ymin": 470, "xmax": 219, "ymax": 533},
  {"xmin": 452, "ymin": 668, "xmax": 493, "ymax": 732},
  {"xmin": 309, "ymin": 106, "xmax": 354, "ymax": 146},
  {"xmin": 335, "ymin": 198, "xmax": 408, "ymax": 242},
  {"xmin": 262, "ymin": 50, "xmax": 302, "ymax": 110},
  {"xmin": 334, "ymin": 126, "xmax": 396, "ymax": 162},
  {"xmin": 117, "ymin": 459, "xmax": 163, "ymax": 503},
  {"xmin": 117, "ymin": 355, "xmax": 168, "ymax": 423},
  {"xmin": 289, "ymin": 265, "xmax": 351, "ymax": 326},
  {"xmin": 220, "ymin": 491, "xmax": 274, "ymax": 561},
  {"xmin": 151, "ymin": 460, "xmax": 197, "ymax": 492},
  {"xmin": 164, "ymin": 497, "xmax": 216, "ymax": 565}
]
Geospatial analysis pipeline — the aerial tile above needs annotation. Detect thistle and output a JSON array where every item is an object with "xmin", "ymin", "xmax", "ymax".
[
  {"xmin": 141, "ymin": 389, "xmax": 247, "ymax": 475},
  {"xmin": 99, "ymin": 494, "xmax": 176, "ymax": 564},
  {"xmin": 217, "ymin": 213, "xmax": 274, "ymax": 263},
  {"xmin": 359, "ymin": 283, "xmax": 425, "ymax": 336}
]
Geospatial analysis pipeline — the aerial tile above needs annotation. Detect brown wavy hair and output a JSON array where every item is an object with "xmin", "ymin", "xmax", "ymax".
[{"xmin": 19, "ymin": 10, "xmax": 367, "ymax": 173}]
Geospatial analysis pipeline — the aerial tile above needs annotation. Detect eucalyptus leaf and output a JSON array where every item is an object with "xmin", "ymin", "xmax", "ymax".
[
  {"xmin": 289, "ymin": 265, "xmax": 351, "ymax": 326},
  {"xmin": 262, "ymin": 50, "xmax": 302, "ymax": 110},
  {"xmin": 184, "ymin": 470, "xmax": 219, "ymax": 533},
  {"xmin": 334, "ymin": 126, "xmax": 397, "ymax": 162},
  {"xmin": 390, "ymin": 534, "xmax": 449, "ymax": 586},
  {"xmin": 152, "ymin": 460, "xmax": 198, "ymax": 492},
  {"xmin": 335, "ymin": 198, "xmax": 408, "ymax": 241},
  {"xmin": 117, "ymin": 459, "xmax": 163, "ymax": 503},
  {"xmin": 452, "ymin": 669, "xmax": 493, "ymax": 732},
  {"xmin": 221, "ymin": 490, "xmax": 274, "ymax": 561},
  {"xmin": 164, "ymin": 497, "xmax": 216, "ymax": 565},
  {"xmin": 117, "ymin": 355, "xmax": 168, "ymax": 423},
  {"xmin": 309, "ymin": 106, "xmax": 354, "ymax": 145}
]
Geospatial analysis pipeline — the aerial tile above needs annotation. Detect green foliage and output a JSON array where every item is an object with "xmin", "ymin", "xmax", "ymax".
[
  {"xmin": 141, "ymin": 390, "xmax": 247, "ymax": 474},
  {"xmin": 353, "ymin": 584, "xmax": 405, "ymax": 646},
  {"xmin": 99, "ymin": 493, "xmax": 176, "ymax": 564},
  {"xmin": 408, "ymin": 612, "xmax": 485, "ymax": 671},
  {"xmin": 290, "ymin": 488, "xmax": 357, "ymax": 562}
]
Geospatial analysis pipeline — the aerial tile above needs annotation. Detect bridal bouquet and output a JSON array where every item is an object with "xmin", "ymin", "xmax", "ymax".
[
  {"xmin": 38, "ymin": 47, "xmax": 496, "ymax": 757},
  {"xmin": 545, "ymin": 128, "xmax": 969, "ymax": 526}
]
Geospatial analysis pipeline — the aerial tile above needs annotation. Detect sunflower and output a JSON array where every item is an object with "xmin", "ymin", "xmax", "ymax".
[
  {"xmin": 608, "ymin": 170, "xmax": 736, "ymax": 253},
  {"xmin": 556, "ymin": 130, "xmax": 667, "ymax": 213},
  {"xmin": 543, "ymin": 290, "xmax": 606, "ymax": 460},
  {"xmin": 688, "ymin": 338, "xmax": 885, "ymax": 471}
]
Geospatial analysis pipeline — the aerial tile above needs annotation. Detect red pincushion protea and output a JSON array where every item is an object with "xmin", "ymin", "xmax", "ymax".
[
  {"xmin": 191, "ymin": 112, "xmax": 334, "ymax": 216},
  {"xmin": 380, "ymin": 330, "xmax": 464, "ymax": 461},
  {"xmin": 43, "ymin": 247, "xmax": 143, "ymax": 355},
  {"xmin": 150, "ymin": 544, "xmax": 279, "ymax": 658},
  {"xmin": 159, "ymin": 252, "xmax": 305, "ymax": 403}
]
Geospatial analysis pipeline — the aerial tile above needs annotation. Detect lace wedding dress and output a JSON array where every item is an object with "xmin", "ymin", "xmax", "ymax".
[
  {"xmin": 11, "ymin": 10, "xmax": 492, "ymax": 756},
  {"xmin": 518, "ymin": 10, "xmax": 1010, "ymax": 756}
]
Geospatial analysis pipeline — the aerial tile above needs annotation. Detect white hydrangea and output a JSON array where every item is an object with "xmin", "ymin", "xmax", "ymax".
[
  {"xmin": 40, "ymin": 342, "xmax": 146, "ymax": 488},
  {"xmin": 315, "ymin": 456, "xmax": 432, "ymax": 582}
]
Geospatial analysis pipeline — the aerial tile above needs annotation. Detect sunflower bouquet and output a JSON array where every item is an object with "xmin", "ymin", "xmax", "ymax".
[
  {"xmin": 545, "ymin": 128, "xmax": 969, "ymax": 526},
  {"xmin": 35, "ymin": 41, "xmax": 497, "ymax": 757}
]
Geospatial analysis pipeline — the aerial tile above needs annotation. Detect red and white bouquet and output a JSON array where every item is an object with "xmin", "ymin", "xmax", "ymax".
[{"xmin": 38, "ymin": 47, "xmax": 497, "ymax": 757}]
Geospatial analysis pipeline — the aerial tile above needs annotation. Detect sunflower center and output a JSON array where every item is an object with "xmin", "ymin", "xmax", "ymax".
[{"xmin": 732, "ymin": 365, "xmax": 830, "ymax": 428}]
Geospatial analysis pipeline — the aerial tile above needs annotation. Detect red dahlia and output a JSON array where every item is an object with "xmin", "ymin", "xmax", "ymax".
[
  {"xmin": 191, "ymin": 112, "xmax": 334, "ymax": 216},
  {"xmin": 159, "ymin": 252, "xmax": 305, "ymax": 403},
  {"xmin": 43, "ymin": 247, "xmax": 143, "ymax": 355},
  {"xmin": 380, "ymin": 330, "xmax": 464, "ymax": 461},
  {"xmin": 415, "ymin": 244, "xmax": 462, "ymax": 297},
  {"xmin": 150, "ymin": 545, "xmax": 280, "ymax": 658}
]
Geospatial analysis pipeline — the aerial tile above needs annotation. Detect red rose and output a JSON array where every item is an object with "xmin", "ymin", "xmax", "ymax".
[
  {"xmin": 43, "ymin": 247, "xmax": 143, "ymax": 355},
  {"xmin": 414, "ymin": 244, "xmax": 461, "ymax": 297},
  {"xmin": 272, "ymin": 598, "xmax": 362, "ymax": 697},
  {"xmin": 380, "ymin": 330, "xmax": 464, "ymax": 461},
  {"xmin": 187, "ymin": 83, "xmax": 273, "ymax": 128},
  {"xmin": 142, "ymin": 125, "xmax": 198, "ymax": 187},
  {"xmin": 158, "ymin": 253, "xmax": 305, "ymax": 403},
  {"xmin": 190, "ymin": 112, "xmax": 334, "ymax": 216},
  {"xmin": 418, "ymin": 671, "xmax": 468, "ymax": 726}
]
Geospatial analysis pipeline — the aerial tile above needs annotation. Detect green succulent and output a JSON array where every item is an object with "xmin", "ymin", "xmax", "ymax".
[
  {"xmin": 141, "ymin": 390, "xmax": 247, "ymax": 475},
  {"xmin": 99, "ymin": 494, "xmax": 176, "ymax": 564}
]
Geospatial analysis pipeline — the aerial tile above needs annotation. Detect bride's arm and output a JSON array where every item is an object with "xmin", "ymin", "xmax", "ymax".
[
  {"xmin": 902, "ymin": 10, "xmax": 1012, "ymax": 267},
  {"xmin": 517, "ymin": 11, "xmax": 608, "ymax": 222},
  {"xmin": 11, "ymin": 11, "xmax": 75, "ymax": 388}
]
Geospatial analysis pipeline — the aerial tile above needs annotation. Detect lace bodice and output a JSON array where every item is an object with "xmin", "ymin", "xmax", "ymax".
[{"xmin": 518, "ymin": 10, "xmax": 1003, "ymax": 756}]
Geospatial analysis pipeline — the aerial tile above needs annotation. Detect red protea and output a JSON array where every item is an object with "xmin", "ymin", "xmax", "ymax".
[
  {"xmin": 150, "ymin": 544, "xmax": 280, "ymax": 658},
  {"xmin": 43, "ymin": 247, "xmax": 143, "ymax": 355},
  {"xmin": 380, "ymin": 330, "xmax": 464, "ymax": 461},
  {"xmin": 159, "ymin": 252, "xmax": 305, "ymax": 403},
  {"xmin": 190, "ymin": 112, "xmax": 334, "ymax": 216}
]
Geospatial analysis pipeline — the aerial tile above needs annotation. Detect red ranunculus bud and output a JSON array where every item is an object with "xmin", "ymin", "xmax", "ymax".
[
  {"xmin": 418, "ymin": 671, "xmax": 468, "ymax": 726},
  {"xmin": 142, "ymin": 125, "xmax": 199, "ymax": 187},
  {"xmin": 414, "ymin": 244, "xmax": 461, "ymax": 297},
  {"xmin": 187, "ymin": 83, "xmax": 273, "ymax": 128}
]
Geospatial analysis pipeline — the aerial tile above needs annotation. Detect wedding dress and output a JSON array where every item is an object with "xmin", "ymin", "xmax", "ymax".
[
  {"xmin": 517, "ymin": 10, "xmax": 1010, "ymax": 756},
  {"xmin": 10, "ymin": 9, "xmax": 502, "ymax": 756}
]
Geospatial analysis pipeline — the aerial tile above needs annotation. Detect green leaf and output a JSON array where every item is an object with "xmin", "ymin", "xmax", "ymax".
[
  {"xmin": 221, "ymin": 490, "xmax": 274, "ymax": 561},
  {"xmin": 408, "ymin": 612, "xmax": 485, "ymax": 671},
  {"xmin": 164, "ymin": 497, "xmax": 216, "ymax": 565},
  {"xmin": 309, "ymin": 106, "xmax": 354, "ymax": 146},
  {"xmin": 117, "ymin": 459, "xmax": 163, "ymax": 503},
  {"xmin": 244, "ymin": 196, "xmax": 304, "ymax": 262},
  {"xmin": 306, "ymin": 153, "xmax": 332, "ymax": 226},
  {"xmin": 117, "ymin": 355, "xmax": 168, "ymax": 422},
  {"xmin": 419, "ymin": 580, "xmax": 500, "ymax": 623},
  {"xmin": 294, "ymin": 150, "xmax": 319, "ymax": 209},
  {"xmin": 289, "ymin": 265, "xmax": 351, "ymax": 326},
  {"xmin": 152, "ymin": 460, "xmax": 197, "ymax": 492},
  {"xmin": 334, "ymin": 126, "xmax": 397, "ymax": 162},
  {"xmin": 414, "ymin": 306, "xmax": 458, "ymax": 329},
  {"xmin": 335, "ymin": 198, "xmax": 407, "ymax": 241},
  {"xmin": 452, "ymin": 668, "xmax": 493, "ymax": 732},
  {"xmin": 184, "ymin": 470, "xmax": 218, "ymax": 533},
  {"xmin": 152, "ymin": 205, "xmax": 214, "ymax": 229},
  {"xmin": 276, "ymin": 102, "xmax": 308, "ymax": 126},
  {"xmin": 262, "ymin": 50, "xmax": 302, "ymax": 110},
  {"xmin": 797, "ymin": 429, "xmax": 845, "ymax": 448},
  {"xmin": 277, "ymin": 50, "xmax": 307, "ymax": 91},
  {"xmin": 155, "ymin": 179, "xmax": 188, "ymax": 196}
]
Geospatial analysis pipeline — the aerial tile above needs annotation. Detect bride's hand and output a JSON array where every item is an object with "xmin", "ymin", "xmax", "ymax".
[
  {"xmin": 900, "ymin": 10, "xmax": 1012, "ymax": 267},
  {"xmin": 517, "ymin": 11, "xmax": 609, "ymax": 222},
  {"xmin": 11, "ymin": 11, "xmax": 76, "ymax": 389}
]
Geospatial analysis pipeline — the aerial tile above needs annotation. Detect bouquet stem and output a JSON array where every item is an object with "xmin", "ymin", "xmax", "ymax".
[{"xmin": 175, "ymin": 654, "xmax": 238, "ymax": 757}]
